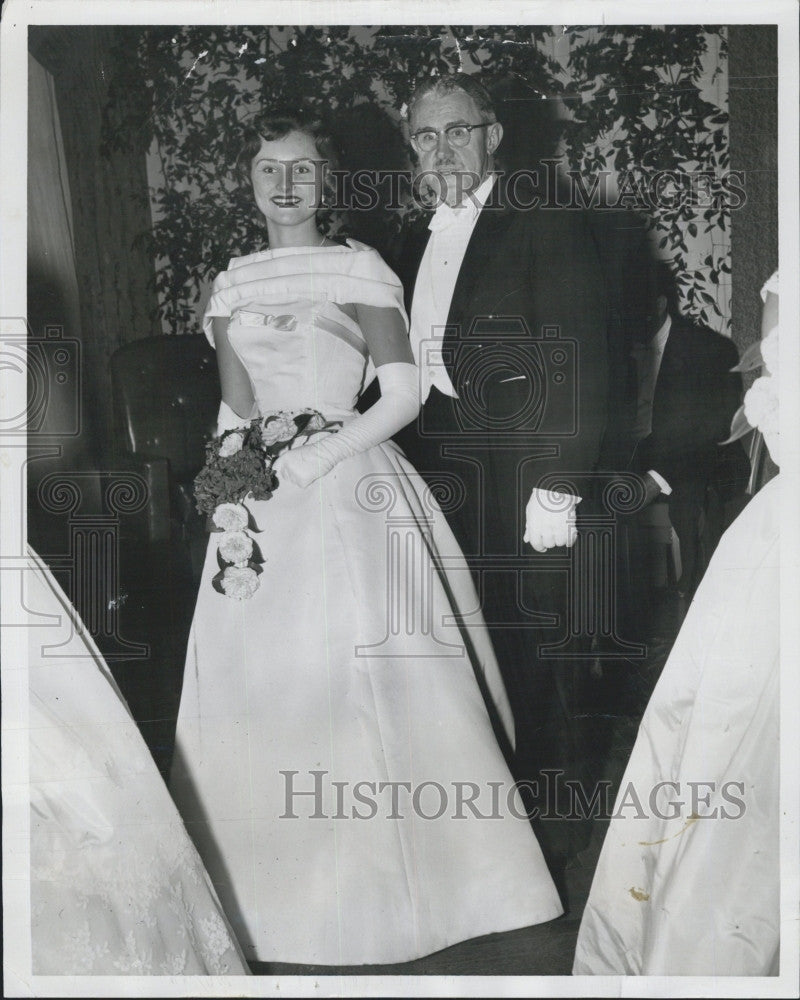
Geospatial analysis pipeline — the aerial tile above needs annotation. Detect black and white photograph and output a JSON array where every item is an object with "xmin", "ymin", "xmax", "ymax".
[{"xmin": 1, "ymin": 1, "xmax": 798, "ymax": 995}]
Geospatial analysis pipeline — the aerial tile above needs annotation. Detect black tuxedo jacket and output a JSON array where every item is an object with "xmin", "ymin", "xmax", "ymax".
[
  {"xmin": 630, "ymin": 318, "xmax": 748, "ymax": 503},
  {"xmin": 394, "ymin": 179, "xmax": 613, "ymax": 509}
]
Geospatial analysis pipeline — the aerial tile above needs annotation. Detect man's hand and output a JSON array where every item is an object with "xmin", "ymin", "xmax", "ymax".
[{"xmin": 523, "ymin": 488, "xmax": 582, "ymax": 552}]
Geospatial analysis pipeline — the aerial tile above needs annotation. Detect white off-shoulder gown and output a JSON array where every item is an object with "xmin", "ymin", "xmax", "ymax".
[
  {"xmin": 26, "ymin": 549, "xmax": 249, "ymax": 975},
  {"xmin": 170, "ymin": 240, "xmax": 563, "ymax": 965},
  {"xmin": 573, "ymin": 475, "xmax": 780, "ymax": 976}
]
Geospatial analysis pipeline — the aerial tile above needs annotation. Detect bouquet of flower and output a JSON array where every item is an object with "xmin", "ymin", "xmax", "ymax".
[{"xmin": 194, "ymin": 410, "xmax": 341, "ymax": 599}]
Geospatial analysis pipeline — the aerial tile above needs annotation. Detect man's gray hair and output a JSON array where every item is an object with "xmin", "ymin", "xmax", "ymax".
[{"xmin": 407, "ymin": 73, "xmax": 496, "ymax": 123}]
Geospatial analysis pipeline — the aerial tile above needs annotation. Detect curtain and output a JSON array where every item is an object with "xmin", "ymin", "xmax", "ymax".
[
  {"xmin": 27, "ymin": 56, "xmax": 82, "ymax": 341},
  {"xmin": 28, "ymin": 26, "xmax": 160, "ymax": 463},
  {"xmin": 27, "ymin": 54, "xmax": 93, "ymax": 479}
]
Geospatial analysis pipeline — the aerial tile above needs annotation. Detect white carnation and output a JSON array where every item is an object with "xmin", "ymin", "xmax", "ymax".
[
  {"xmin": 220, "ymin": 565, "xmax": 260, "ymax": 600},
  {"xmin": 218, "ymin": 430, "xmax": 245, "ymax": 458},
  {"xmin": 212, "ymin": 503, "xmax": 249, "ymax": 532},
  {"xmin": 218, "ymin": 530, "xmax": 253, "ymax": 566}
]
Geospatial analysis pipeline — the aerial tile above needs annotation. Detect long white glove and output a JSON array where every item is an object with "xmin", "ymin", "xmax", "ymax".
[
  {"xmin": 524, "ymin": 487, "xmax": 582, "ymax": 552},
  {"xmin": 273, "ymin": 362, "xmax": 420, "ymax": 488},
  {"xmin": 216, "ymin": 399, "xmax": 259, "ymax": 436}
]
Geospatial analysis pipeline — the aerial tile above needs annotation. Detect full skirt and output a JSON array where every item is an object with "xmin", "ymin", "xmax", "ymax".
[
  {"xmin": 171, "ymin": 440, "xmax": 563, "ymax": 964},
  {"xmin": 27, "ymin": 549, "xmax": 249, "ymax": 976},
  {"xmin": 573, "ymin": 476, "xmax": 780, "ymax": 976}
]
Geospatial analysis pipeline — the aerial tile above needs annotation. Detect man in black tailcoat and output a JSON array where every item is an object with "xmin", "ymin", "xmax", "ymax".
[
  {"xmin": 616, "ymin": 263, "xmax": 750, "ymax": 610},
  {"xmin": 394, "ymin": 73, "xmax": 619, "ymax": 864}
]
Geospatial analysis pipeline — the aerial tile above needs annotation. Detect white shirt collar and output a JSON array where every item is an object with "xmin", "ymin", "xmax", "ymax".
[{"xmin": 428, "ymin": 174, "xmax": 497, "ymax": 232}]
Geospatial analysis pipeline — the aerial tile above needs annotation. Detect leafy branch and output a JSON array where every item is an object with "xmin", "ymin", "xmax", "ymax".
[{"xmin": 102, "ymin": 24, "xmax": 731, "ymax": 335}]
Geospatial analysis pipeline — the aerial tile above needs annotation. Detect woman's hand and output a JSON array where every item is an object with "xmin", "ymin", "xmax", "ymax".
[{"xmin": 272, "ymin": 442, "xmax": 334, "ymax": 489}]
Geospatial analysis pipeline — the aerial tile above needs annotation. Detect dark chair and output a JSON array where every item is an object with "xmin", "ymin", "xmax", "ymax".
[
  {"xmin": 108, "ymin": 334, "xmax": 220, "ymax": 776},
  {"xmin": 111, "ymin": 334, "xmax": 220, "ymax": 581},
  {"xmin": 25, "ymin": 322, "xmax": 163, "ymax": 649},
  {"xmin": 25, "ymin": 329, "xmax": 217, "ymax": 778}
]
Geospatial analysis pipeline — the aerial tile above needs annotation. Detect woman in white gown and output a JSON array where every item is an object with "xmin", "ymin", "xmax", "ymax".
[
  {"xmin": 27, "ymin": 548, "xmax": 249, "ymax": 975},
  {"xmin": 573, "ymin": 272, "xmax": 781, "ymax": 976},
  {"xmin": 169, "ymin": 111, "xmax": 562, "ymax": 966}
]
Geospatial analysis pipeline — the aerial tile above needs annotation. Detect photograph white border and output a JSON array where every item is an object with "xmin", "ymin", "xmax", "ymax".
[{"xmin": 2, "ymin": 1, "xmax": 798, "ymax": 996}]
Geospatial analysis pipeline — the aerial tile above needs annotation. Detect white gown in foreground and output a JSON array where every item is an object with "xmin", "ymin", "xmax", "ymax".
[
  {"xmin": 26, "ymin": 549, "xmax": 249, "ymax": 976},
  {"xmin": 573, "ymin": 475, "xmax": 780, "ymax": 975},
  {"xmin": 170, "ymin": 241, "xmax": 563, "ymax": 965}
]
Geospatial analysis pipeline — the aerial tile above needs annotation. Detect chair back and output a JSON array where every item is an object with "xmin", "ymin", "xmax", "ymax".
[{"xmin": 111, "ymin": 335, "xmax": 219, "ymax": 480}]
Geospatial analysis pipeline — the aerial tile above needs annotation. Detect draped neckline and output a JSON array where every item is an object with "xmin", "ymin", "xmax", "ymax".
[{"xmin": 245, "ymin": 240, "xmax": 357, "ymax": 261}]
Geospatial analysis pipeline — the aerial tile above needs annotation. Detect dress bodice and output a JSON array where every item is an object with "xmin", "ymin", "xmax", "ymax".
[{"xmin": 203, "ymin": 240, "xmax": 408, "ymax": 419}]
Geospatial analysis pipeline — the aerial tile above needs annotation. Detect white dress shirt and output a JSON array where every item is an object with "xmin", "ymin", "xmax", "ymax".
[
  {"xmin": 631, "ymin": 314, "xmax": 672, "ymax": 495},
  {"xmin": 409, "ymin": 174, "xmax": 497, "ymax": 401},
  {"xmin": 410, "ymin": 174, "xmax": 582, "ymax": 551}
]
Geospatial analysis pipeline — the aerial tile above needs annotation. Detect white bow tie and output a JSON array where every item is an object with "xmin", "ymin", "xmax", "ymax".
[{"xmin": 428, "ymin": 200, "xmax": 479, "ymax": 233}]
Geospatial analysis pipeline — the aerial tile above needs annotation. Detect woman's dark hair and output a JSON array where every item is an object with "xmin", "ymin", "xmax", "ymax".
[{"xmin": 235, "ymin": 109, "xmax": 343, "ymax": 191}]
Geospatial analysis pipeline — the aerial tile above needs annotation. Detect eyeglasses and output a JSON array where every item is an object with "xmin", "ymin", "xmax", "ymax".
[{"xmin": 410, "ymin": 122, "xmax": 496, "ymax": 152}]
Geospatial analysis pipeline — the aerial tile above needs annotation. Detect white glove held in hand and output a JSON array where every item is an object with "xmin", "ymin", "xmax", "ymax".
[
  {"xmin": 216, "ymin": 399, "xmax": 258, "ymax": 436},
  {"xmin": 273, "ymin": 362, "xmax": 420, "ymax": 489},
  {"xmin": 524, "ymin": 487, "xmax": 582, "ymax": 552}
]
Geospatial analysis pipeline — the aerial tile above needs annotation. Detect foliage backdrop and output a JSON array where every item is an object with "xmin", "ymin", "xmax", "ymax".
[{"xmin": 108, "ymin": 25, "xmax": 733, "ymax": 336}]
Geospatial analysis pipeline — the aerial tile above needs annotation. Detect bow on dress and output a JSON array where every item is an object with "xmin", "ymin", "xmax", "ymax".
[{"xmin": 232, "ymin": 309, "xmax": 298, "ymax": 331}]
